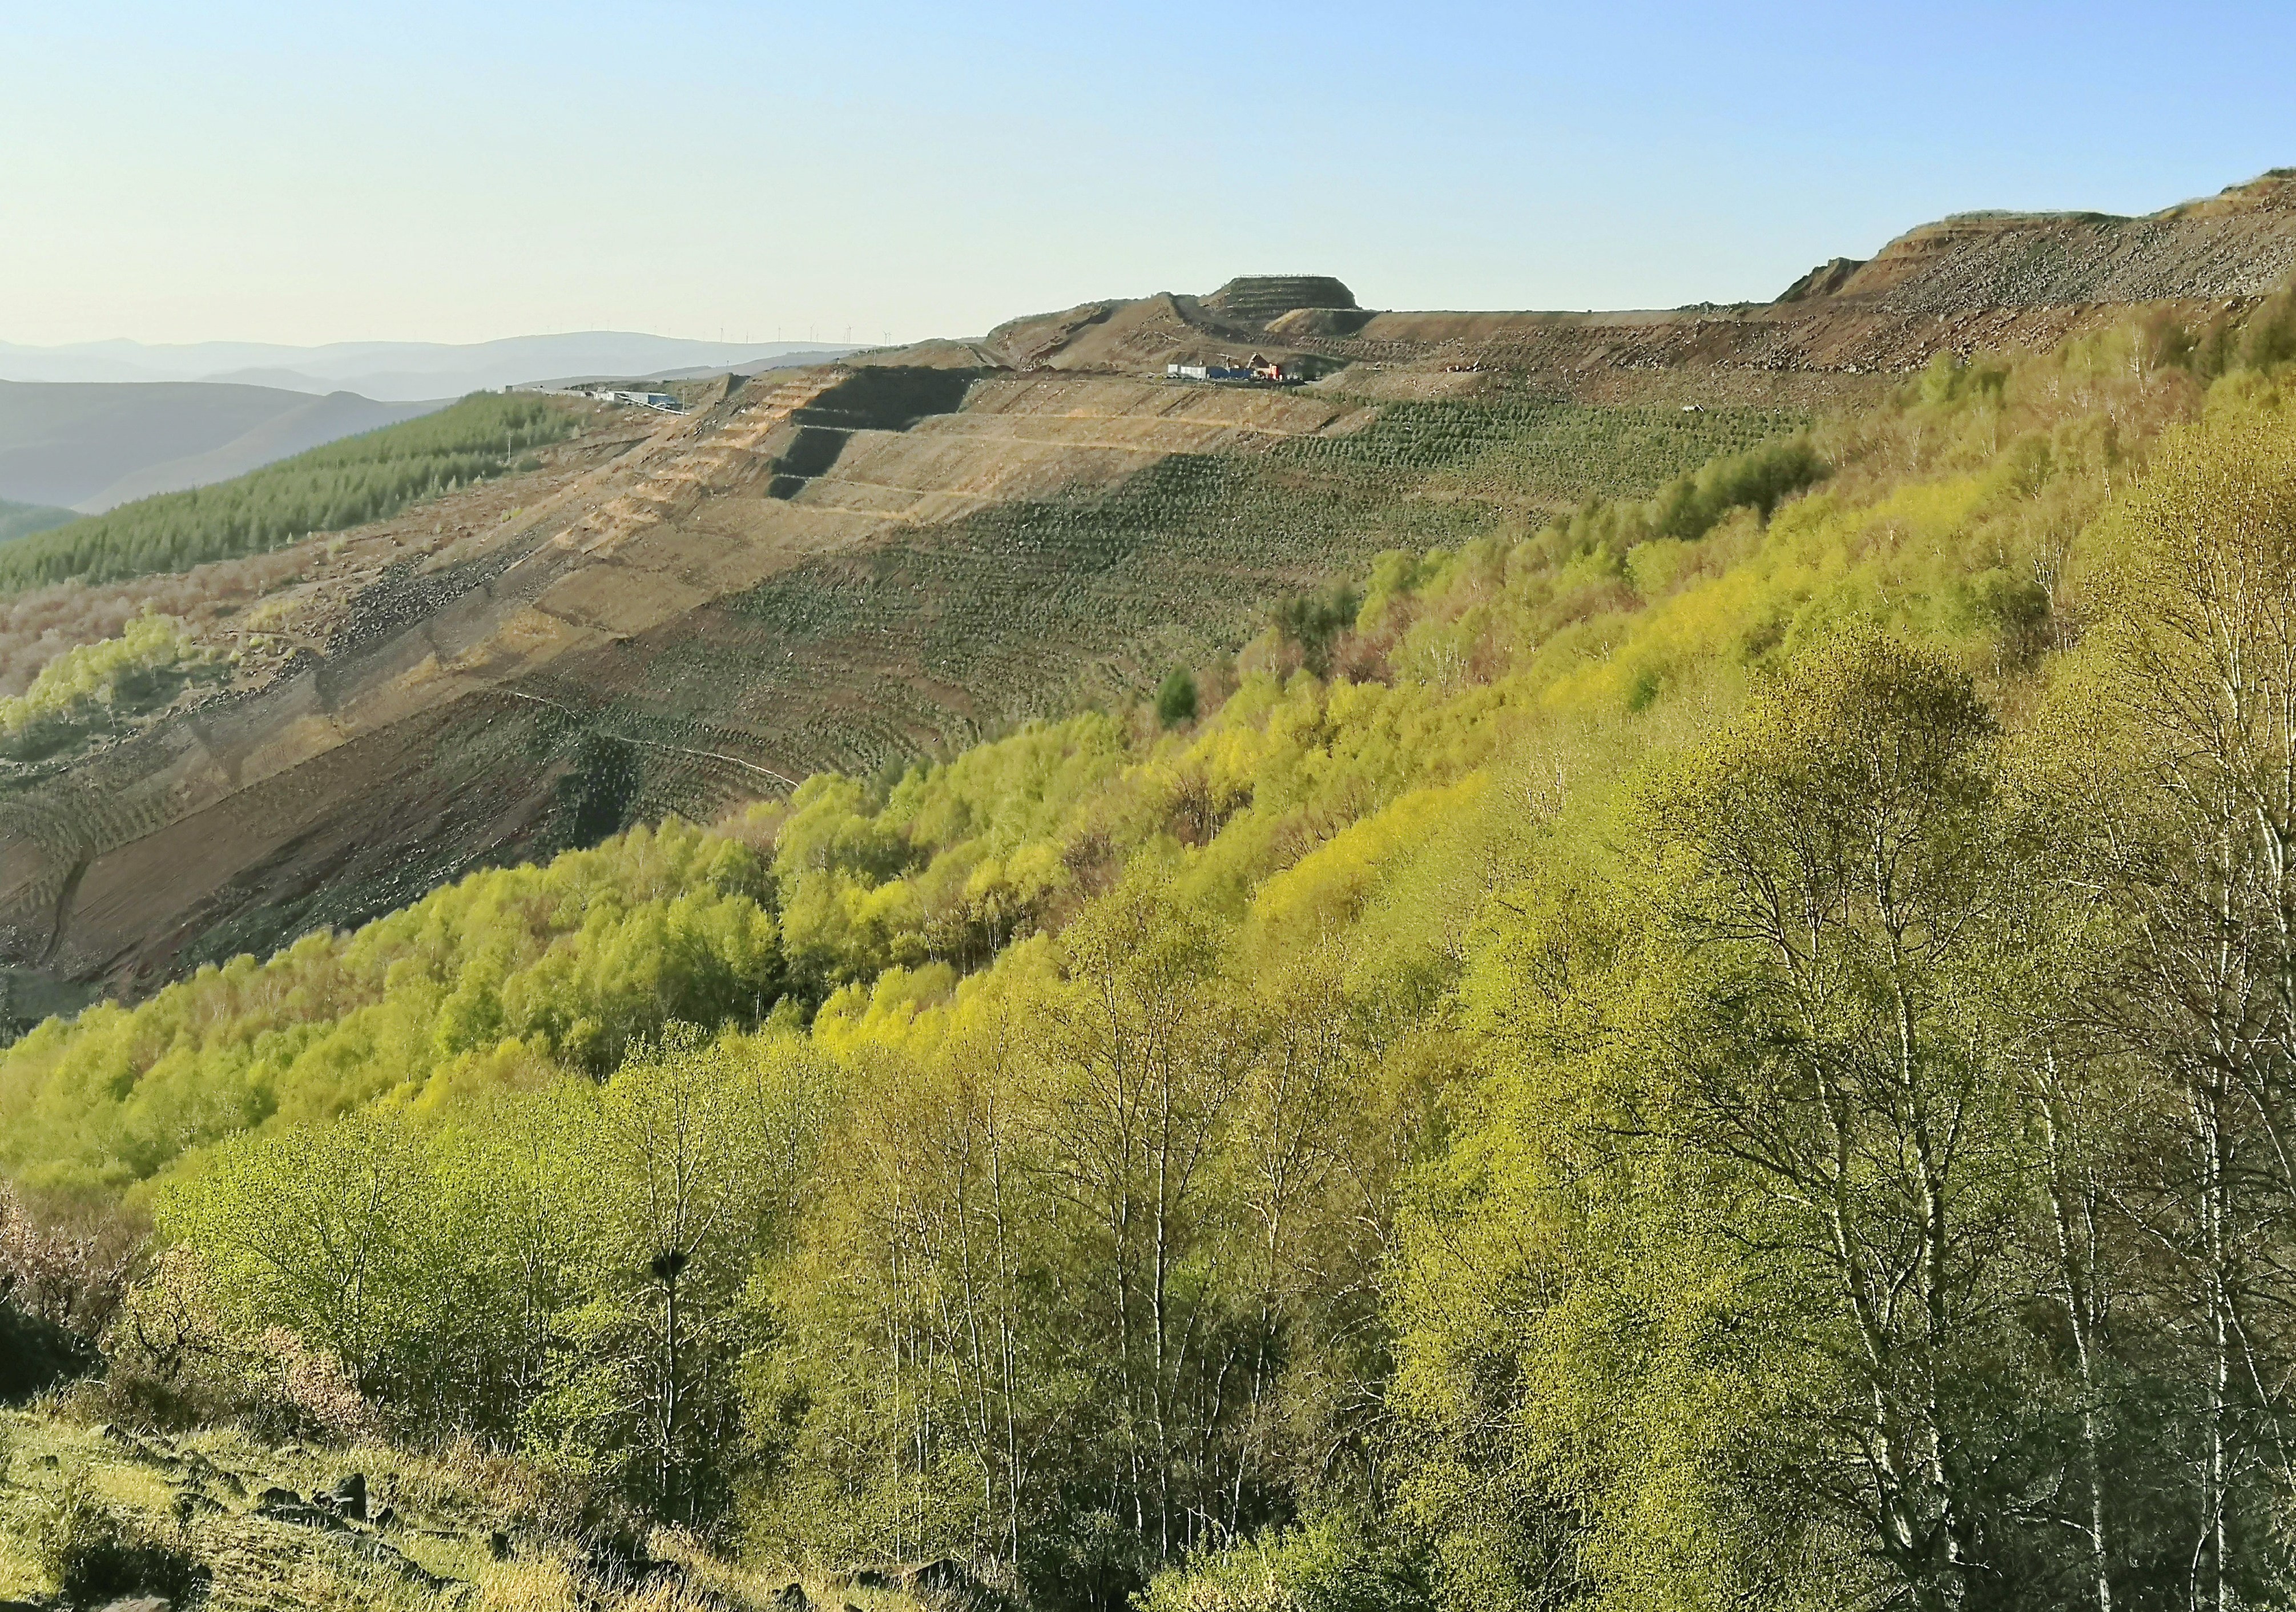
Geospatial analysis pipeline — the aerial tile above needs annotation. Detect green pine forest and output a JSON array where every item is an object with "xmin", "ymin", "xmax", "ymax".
[
  {"xmin": 9, "ymin": 317, "xmax": 2296, "ymax": 1612},
  {"xmin": 0, "ymin": 394, "xmax": 583, "ymax": 594}
]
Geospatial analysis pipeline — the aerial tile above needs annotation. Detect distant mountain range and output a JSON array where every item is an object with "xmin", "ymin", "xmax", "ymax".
[
  {"xmin": 0, "ymin": 333, "xmax": 854, "ymax": 403},
  {"xmin": 0, "ymin": 380, "xmax": 446, "ymax": 513}
]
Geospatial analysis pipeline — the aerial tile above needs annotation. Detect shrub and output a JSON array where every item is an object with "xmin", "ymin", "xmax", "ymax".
[
  {"xmin": 1919, "ymin": 351, "xmax": 2009, "ymax": 408},
  {"xmin": 0, "ymin": 1181, "xmax": 146, "ymax": 1401},
  {"xmin": 1157, "ymin": 669, "xmax": 1199, "ymax": 729},
  {"xmin": 1143, "ymin": 1517, "xmax": 1430, "ymax": 1612},
  {"xmin": 33, "ymin": 1466, "xmax": 205, "ymax": 1608},
  {"xmin": 0, "ymin": 611, "xmax": 219, "ymax": 759},
  {"xmin": 0, "ymin": 1297, "xmax": 94, "ymax": 1405},
  {"xmin": 2245, "ymin": 279, "xmax": 2296, "ymax": 371},
  {"xmin": 1274, "ymin": 586, "xmax": 1363, "ymax": 677}
]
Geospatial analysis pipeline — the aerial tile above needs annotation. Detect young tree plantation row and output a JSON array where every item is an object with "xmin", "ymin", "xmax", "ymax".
[{"xmin": 6, "ymin": 316, "xmax": 2296, "ymax": 1612}]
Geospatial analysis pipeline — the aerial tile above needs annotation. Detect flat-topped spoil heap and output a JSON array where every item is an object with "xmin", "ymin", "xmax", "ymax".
[{"xmin": 1202, "ymin": 275, "xmax": 1360, "ymax": 324}]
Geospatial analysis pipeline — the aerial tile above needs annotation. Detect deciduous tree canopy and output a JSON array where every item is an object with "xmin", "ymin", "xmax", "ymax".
[{"xmin": 9, "ymin": 323, "xmax": 2296, "ymax": 1612}]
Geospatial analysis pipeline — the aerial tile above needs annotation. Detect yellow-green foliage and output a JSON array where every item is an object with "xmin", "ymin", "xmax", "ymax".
[
  {"xmin": 5, "ymin": 345, "xmax": 2251, "ymax": 1197},
  {"xmin": 0, "ymin": 612, "xmax": 215, "ymax": 746},
  {"xmin": 9, "ymin": 328, "xmax": 2293, "ymax": 1610},
  {"xmin": 0, "ymin": 819, "xmax": 780, "ymax": 1190}
]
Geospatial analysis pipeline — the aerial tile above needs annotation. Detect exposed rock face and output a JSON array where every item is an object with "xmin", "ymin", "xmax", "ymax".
[{"xmin": 1815, "ymin": 204, "xmax": 2296, "ymax": 309}]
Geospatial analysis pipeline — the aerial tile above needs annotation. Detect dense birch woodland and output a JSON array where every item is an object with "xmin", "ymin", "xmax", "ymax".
[{"xmin": 10, "ymin": 317, "xmax": 2296, "ymax": 1612}]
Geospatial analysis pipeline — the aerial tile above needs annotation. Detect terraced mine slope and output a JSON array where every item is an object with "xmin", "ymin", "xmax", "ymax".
[
  {"xmin": 2, "ymin": 170, "xmax": 2293, "ymax": 1009},
  {"xmin": 0, "ymin": 364, "xmax": 1798, "ymax": 1008}
]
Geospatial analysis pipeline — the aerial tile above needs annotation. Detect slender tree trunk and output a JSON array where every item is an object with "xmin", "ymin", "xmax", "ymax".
[
  {"xmin": 2038, "ymin": 1079, "xmax": 2115, "ymax": 1612},
  {"xmin": 660, "ymin": 1267, "xmax": 680, "ymax": 1519},
  {"xmin": 2204, "ymin": 1084, "xmax": 2229, "ymax": 1612}
]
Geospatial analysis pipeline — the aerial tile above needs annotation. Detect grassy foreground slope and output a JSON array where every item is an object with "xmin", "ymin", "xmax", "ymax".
[
  {"xmin": 6, "ymin": 319, "xmax": 2296, "ymax": 1611},
  {"xmin": 0, "ymin": 1408, "xmax": 930, "ymax": 1612}
]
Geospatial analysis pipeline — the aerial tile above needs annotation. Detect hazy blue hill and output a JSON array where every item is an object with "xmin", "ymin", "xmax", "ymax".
[
  {"xmin": 0, "ymin": 498, "xmax": 73, "ymax": 545},
  {"xmin": 0, "ymin": 379, "xmax": 440, "ymax": 511},
  {"xmin": 71, "ymin": 389, "xmax": 452, "ymax": 511},
  {"xmin": 0, "ymin": 333, "xmax": 853, "ymax": 400}
]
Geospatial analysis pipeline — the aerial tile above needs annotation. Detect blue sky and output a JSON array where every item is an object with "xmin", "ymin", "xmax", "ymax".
[{"xmin": 3, "ymin": 0, "xmax": 2291, "ymax": 346}]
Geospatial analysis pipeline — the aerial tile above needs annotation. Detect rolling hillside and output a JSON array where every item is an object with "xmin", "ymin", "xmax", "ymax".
[
  {"xmin": 6, "ymin": 286, "xmax": 2295, "ymax": 1611},
  {"xmin": 0, "ymin": 499, "xmax": 73, "ymax": 546},
  {"xmin": 0, "ymin": 380, "xmax": 444, "ymax": 512},
  {"xmin": 1, "ymin": 171, "xmax": 2293, "ymax": 1007}
]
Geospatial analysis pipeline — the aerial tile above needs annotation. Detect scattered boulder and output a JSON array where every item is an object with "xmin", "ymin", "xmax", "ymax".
[
  {"xmin": 255, "ymin": 1491, "xmax": 348, "ymax": 1532},
  {"xmin": 47, "ymin": 1518, "xmax": 208, "ymax": 1611},
  {"xmin": 330, "ymin": 1473, "xmax": 368, "ymax": 1521}
]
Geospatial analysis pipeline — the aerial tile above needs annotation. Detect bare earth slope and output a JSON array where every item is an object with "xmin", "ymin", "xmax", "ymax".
[{"xmin": 4, "ymin": 170, "xmax": 2294, "ymax": 1008}]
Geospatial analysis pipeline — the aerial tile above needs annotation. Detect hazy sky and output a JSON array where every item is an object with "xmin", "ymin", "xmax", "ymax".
[{"xmin": 5, "ymin": 0, "xmax": 2293, "ymax": 348}]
